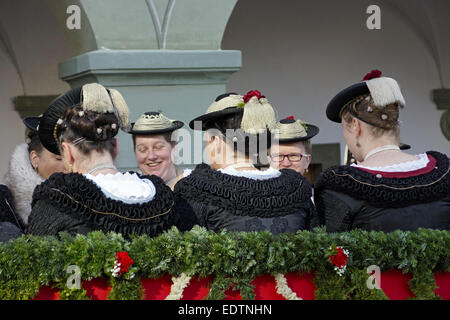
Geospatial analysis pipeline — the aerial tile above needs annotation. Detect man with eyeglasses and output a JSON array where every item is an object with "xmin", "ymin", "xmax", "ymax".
[{"xmin": 269, "ymin": 116, "xmax": 319, "ymax": 176}]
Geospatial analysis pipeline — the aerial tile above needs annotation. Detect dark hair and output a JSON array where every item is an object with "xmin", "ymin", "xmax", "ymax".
[
  {"xmin": 205, "ymin": 112, "xmax": 272, "ymax": 164},
  {"xmin": 26, "ymin": 129, "xmax": 43, "ymax": 155},
  {"xmin": 58, "ymin": 104, "xmax": 118, "ymax": 158},
  {"xmin": 340, "ymin": 94, "xmax": 401, "ymax": 139}
]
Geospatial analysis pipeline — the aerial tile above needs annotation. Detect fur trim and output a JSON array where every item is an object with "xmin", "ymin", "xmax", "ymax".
[
  {"xmin": 365, "ymin": 77, "xmax": 405, "ymax": 108},
  {"xmin": 3, "ymin": 144, "xmax": 44, "ymax": 225}
]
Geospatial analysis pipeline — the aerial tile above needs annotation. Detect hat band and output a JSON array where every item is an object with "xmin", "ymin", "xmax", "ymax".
[{"xmin": 133, "ymin": 121, "xmax": 174, "ymax": 131}]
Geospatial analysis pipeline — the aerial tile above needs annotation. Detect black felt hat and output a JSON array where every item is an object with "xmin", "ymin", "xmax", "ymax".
[
  {"xmin": 38, "ymin": 83, "xmax": 131, "ymax": 155},
  {"xmin": 129, "ymin": 112, "xmax": 184, "ymax": 135},
  {"xmin": 38, "ymin": 87, "xmax": 82, "ymax": 155},
  {"xmin": 23, "ymin": 116, "xmax": 42, "ymax": 132},
  {"xmin": 189, "ymin": 93, "xmax": 243, "ymax": 130},
  {"xmin": 274, "ymin": 117, "xmax": 320, "ymax": 143},
  {"xmin": 326, "ymin": 70, "xmax": 406, "ymax": 123},
  {"xmin": 399, "ymin": 143, "xmax": 411, "ymax": 151},
  {"xmin": 189, "ymin": 91, "xmax": 276, "ymax": 134}
]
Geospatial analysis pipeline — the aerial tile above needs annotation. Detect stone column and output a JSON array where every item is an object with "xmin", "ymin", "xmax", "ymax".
[
  {"xmin": 432, "ymin": 89, "xmax": 450, "ymax": 141},
  {"xmin": 45, "ymin": 0, "xmax": 241, "ymax": 169}
]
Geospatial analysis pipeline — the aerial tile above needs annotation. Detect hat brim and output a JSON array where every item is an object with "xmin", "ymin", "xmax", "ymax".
[
  {"xmin": 399, "ymin": 143, "xmax": 411, "ymax": 151},
  {"xmin": 276, "ymin": 124, "xmax": 320, "ymax": 143},
  {"xmin": 39, "ymin": 87, "xmax": 82, "ymax": 155},
  {"xmin": 23, "ymin": 117, "xmax": 41, "ymax": 132},
  {"xmin": 326, "ymin": 82, "xmax": 369, "ymax": 123},
  {"xmin": 189, "ymin": 107, "xmax": 243, "ymax": 130},
  {"xmin": 129, "ymin": 120, "xmax": 184, "ymax": 135}
]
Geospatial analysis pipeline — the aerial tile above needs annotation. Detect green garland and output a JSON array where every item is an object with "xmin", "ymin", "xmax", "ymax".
[{"xmin": 0, "ymin": 226, "xmax": 448, "ymax": 300}]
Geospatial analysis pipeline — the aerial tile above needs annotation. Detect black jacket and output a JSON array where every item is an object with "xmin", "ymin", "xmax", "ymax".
[
  {"xmin": 174, "ymin": 164, "xmax": 316, "ymax": 235},
  {"xmin": 28, "ymin": 172, "xmax": 197, "ymax": 238},
  {"xmin": 314, "ymin": 151, "xmax": 450, "ymax": 232},
  {"xmin": 0, "ymin": 184, "xmax": 25, "ymax": 232},
  {"xmin": 0, "ymin": 185, "xmax": 24, "ymax": 242}
]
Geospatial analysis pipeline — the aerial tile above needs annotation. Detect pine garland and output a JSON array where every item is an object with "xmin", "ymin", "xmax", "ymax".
[{"xmin": 0, "ymin": 226, "xmax": 448, "ymax": 300}]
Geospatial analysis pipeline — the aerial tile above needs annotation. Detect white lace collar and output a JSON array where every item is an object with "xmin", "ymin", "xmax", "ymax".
[
  {"xmin": 84, "ymin": 172, "xmax": 156, "ymax": 204},
  {"xmin": 352, "ymin": 153, "xmax": 430, "ymax": 172},
  {"xmin": 218, "ymin": 166, "xmax": 281, "ymax": 180}
]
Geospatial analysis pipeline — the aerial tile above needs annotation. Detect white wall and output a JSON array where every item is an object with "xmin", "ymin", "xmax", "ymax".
[
  {"xmin": 0, "ymin": 0, "xmax": 72, "ymax": 181},
  {"xmin": 222, "ymin": 0, "xmax": 449, "ymax": 162}
]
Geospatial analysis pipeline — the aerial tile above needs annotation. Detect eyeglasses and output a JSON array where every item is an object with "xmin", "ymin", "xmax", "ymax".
[{"xmin": 269, "ymin": 153, "xmax": 310, "ymax": 162}]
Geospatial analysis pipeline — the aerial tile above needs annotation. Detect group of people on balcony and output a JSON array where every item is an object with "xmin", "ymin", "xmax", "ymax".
[{"xmin": 0, "ymin": 70, "xmax": 449, "ymax": 242}]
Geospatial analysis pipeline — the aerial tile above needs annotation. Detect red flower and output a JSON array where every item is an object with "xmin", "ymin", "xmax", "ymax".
[
  {"xmin": 116, "ymin": 251, "xmax": 134, "ymax": 275},
  {"xmin": 243, "ymin": 90, "xmax": 265, "ymax": 103},
  {"xmin": 330, "ymin": 247, "xmax": 348, "ymax": 268},
  {"xmin": 286, "ymin": 116, "xmax": 295, "ymax": 120},
  {"xmin": 363, "ymin": 69, "xmax": 382, "ymax": 81}
]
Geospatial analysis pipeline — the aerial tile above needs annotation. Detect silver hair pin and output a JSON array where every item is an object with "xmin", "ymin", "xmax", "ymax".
[
  {"xmin": 72, "ymin": 137, "xmax": 86, "ymax": 146},
  {"xmin": 97, "ymin": 128, "xmax": 103, "ymax": 134}
]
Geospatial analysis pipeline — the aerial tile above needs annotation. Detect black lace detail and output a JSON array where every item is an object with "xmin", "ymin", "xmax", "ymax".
[
  {"xmin": 174, "ymin": 163, "xmax": 313, "ymax": 218},
  {"xmin": 245, "ymin": 218, "xmax": 266, "ymax": 232},
  {"xmin": 315, "ymin": 151, "xmax": 450, "ymax": 208},
  {"xmin": 270, "ymin": 217, "xmax": 289, "ymax": 234},
  {"xmin": 31, "ymin": 172, "xmax": 192, "ymax": 237}
]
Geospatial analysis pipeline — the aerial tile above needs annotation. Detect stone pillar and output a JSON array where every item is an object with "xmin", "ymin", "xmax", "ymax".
[
  {"xmin": 45, "ymin": 0, "xmax": 241, "ymax": 169},
  {"xmin": 432, "ymin": 89, "xmax": 450, "ymax": 141},
  {"xmin": 59, "ymin": 49, "xmax": 241, "ymax": 170}
]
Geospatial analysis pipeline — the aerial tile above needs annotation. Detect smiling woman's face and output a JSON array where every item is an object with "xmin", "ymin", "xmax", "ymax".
[{"xmin": 134, "ymin": 134, "xmax": 176, "ymax": 182}]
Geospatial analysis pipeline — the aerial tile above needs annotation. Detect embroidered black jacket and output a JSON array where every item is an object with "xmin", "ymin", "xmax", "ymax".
[
  {"xmin": 29, "ymin": 172, "xmax": 197, "ymax": 238},
  {"xmin": 314, "ymin": 151, "xmax": 450, "ymax": 232},
  {"xmin": 174, "ymin": 164, "xmax": 317, "ymax": 234}
]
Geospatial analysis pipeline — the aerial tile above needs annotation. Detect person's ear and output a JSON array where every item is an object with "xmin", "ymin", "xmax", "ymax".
[
  {"xmin": 61, "ymin": 142, "xmax": 75, "ymax": 168},
  {"xmin": 352, "ymin": 118, "xmax": 362, "ymax": 137},
  {"xmin": 29, "ymin": 150, "xmax": 40, "ymax": 171},
  {"xmin": 306, "ymin": 154, "xmax": 312, "ymax": 168}
]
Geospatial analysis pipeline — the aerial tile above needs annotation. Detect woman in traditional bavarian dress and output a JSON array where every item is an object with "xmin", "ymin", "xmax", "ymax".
[
  {"xmin": 128, "ymin": 111, "xmax": 185, "ymax": 190},
  {"xmin": 315, "ymin": 70, "xmax": 450, "ymax": 232},
  {"xmin": 28, "ymin": 83, "xmax": 196, "ymax": 238},
  {"xmin": 174, "ymin": 91, "xmax": 316, "ymax": 235},
  {"xmin": 3, "ymin": 116, "xmax": 66, "ymax": 234}
]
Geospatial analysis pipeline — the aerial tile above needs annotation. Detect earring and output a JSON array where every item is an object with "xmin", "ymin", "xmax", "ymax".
[
  {"xmin": 68, "ymin": 163, "xmax": 73, "ymax": 173},
  {"xmin": 305, "ymin": 168, "xmax": 309, "ymax": 174}
]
